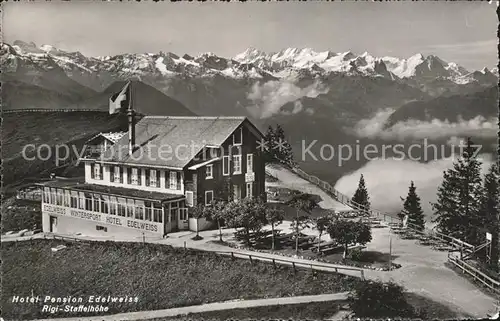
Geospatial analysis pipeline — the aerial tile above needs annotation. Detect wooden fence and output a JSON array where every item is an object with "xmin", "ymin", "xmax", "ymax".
[
  {"xmin": 215, "ymin": 250, "xmax": 366, "ymax": 280},
  {"xmin": 3, "ymin": 108, "xmax": 103, "ymax": 114},
  {"xmin": 7, "ymin": 233, "xmax": 366, "ymax": 280},
  {"xmin": 448, "ymin": 252, "xmax": 500, "ymax": 296}
]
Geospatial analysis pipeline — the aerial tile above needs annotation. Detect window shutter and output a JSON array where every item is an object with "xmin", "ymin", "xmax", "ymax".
[
  {"xmin": 110, "ymin": 167, "xmax": 115, "ymax": 182},
  {"xmin": 127, "ymin": 167, "xmax": 132, "ymax": 184},
  {"xmin": 156, "ymin": 170, "xmax": 161, "ymax": 187},
  {"xmin": 99, "ymin": 165, "xmax": 103, "ymax": 180},
  {"xmin": 146, "ymin": 170, "xmax": 150, "ymax": 186},
  {"xmin": 90, "ymin": 164, "xmax": 95, "ymax": 179},
  {"xmin": 177, "ymin": 172, "xmax": 181, "ymax": 190}
]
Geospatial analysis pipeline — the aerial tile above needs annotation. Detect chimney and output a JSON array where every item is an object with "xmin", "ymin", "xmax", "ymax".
[{"xmin": 127, "ymin": 80, "xmax": 135, "ymax": 155}]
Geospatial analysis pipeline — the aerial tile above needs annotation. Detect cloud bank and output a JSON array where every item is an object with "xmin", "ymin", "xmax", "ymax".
[
  {"xmin": 246, "ymin": 80, "xmax": 328, "ymax": 118},
  {"xmin": 334, "ymin": 154, "xmax": 495, "ymax": 228},
  {"xmin": 351, "ymin": 109, "xmax": 498, "ymax": 141}
]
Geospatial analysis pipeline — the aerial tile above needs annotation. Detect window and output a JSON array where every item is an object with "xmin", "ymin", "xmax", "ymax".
[
  {"xmin": 101, "ymin": 196, "xmax": 109, "ymax": 214},
  {"xmin": 222, "ymin": 156, "xmax": 230, "ymax": 176},
  {"xmin": 246, "ymin": 154, "xmax": 253, "ymax": 173},
  {"xmin": 127, "ymin": 203, "xmax": 134, "ymax": 218},
  {"xmin": 117, "ymin": 202, "xmax": 126, "ymax": 217},
  {"xmin": 206, "ymin": 164, "xmax": 213, "ymax": 179},
  {"xmin": 233, "ymin": 155, "xmax": 242, "ymax": 174},
  {"xmin": 70, "ymin": 192, "xmax": 78, "ymax": 208},
  {"xmin": 185, "ymin": 191, "xmax": 194, "ymax": 207},
  {"xmin": 43, "ymin": 188, "xmax": 49, "ymax": 203},
  {"xmin": 153, "ymin": 203, "xmax": 163, "ymax": 223},
  {"xmin": 233, "ymin": 127, "xmax": 242, "ymax": 145},
  {"xmin": 169, "ymin": 171, "xmax": 177, "ymax": 189},
  {"xmin": 56, "ymin": 190, "xmax": 63, "ymax": 206},
  {"xmin": 93, "ymin": 195, "xmax": 100, "ymax": 212},
  {"xmin": 112, "ymin": 166, "xmax": 122, "ymax": 183},
  {"xmin": 145, "ymin": 201, "xmax": 152, "ymax": 221},
  {"xmin": 96, "ymin": 225, "xmax": 108, "ymax": 232},
  {"xmin": 149, "ymin": 170, "xmax": 157, "ymax": 187},
  {"xmin": 78, "ymin": 192, "xmax": 85, "ymax": 210},
  {"xmin": 84, "ymin": 193, "xmax": 92, "ymax": 211},
  {"xmin": 205, "ymin": 190, "xmax": 214, "ymax": 205},
  {"xmin": 110, "ymin": 166, "xmax": 115, "ymax": 182},
  {"xmin": 131, "ymin": 168, "xmax": 139, "ymax": 185},
  {"xmin": 63, "ymin": 191, "xmax": 70, "ymax": 207},
  {"xmin": 246, "ymin": 182, "xmax": 253, "ymax": 198},
  {"xmin": 127, "ymin": 167, "xmax": 132, "ymax": 184},
  {"xmin": 135, "ymin": 206, "xmax": 144, "ymax": 220},
  {"xmin": 109, "ymin": 198, "xmax": 117, "ymax": 215},
  {"xmin": 92, "ymin": 163, "xmax": 103, "ymax": 180}
]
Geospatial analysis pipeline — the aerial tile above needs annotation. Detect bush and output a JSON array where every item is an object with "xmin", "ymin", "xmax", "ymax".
[
  {"xmin": 2, "ymin": 198, "xmax": 42, "ymax": 233},
  {"xmin": 348, "ymin": 280, "xmax": 415, "ymax": 318},
  {"xmin": 350, "ymin": 248, "xmax": 363, "ymax": 261}
]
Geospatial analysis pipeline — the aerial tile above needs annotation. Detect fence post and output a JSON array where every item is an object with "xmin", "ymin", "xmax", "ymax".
[
  {"xmin": 292, "ymin": 262, "xmax": 296, "ymax": 274},
  {"xmin": 249, "ymin": 255, "xmax": 253, "ymax": 264},
  {"xmin": 272, "ymin": 258, "xmax": 276, "ymax": 269},
  {"xmin": 361, "ymin": 269, "xmax": 365, "ymax": 280},
  {"xmin": 231, "ymin": 252, "xmax": 235, "ymax": 260}
]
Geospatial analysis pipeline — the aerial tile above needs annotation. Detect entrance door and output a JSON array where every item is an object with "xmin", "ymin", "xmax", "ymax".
[
  {"xmin": 170, "ymin": 208, "xmax": 178, "ymax": 231},
  {"xmin": 178, "ymin": 208, "xmax": 189, "ymax": 230},
  {"xmin": 49, "ymin": 216, "xmax": 58, "ymax": 233}
]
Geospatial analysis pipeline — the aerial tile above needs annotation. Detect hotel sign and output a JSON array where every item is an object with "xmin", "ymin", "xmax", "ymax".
[
  {"xmin": 245, "ymin": 172, "xmax": 255, "ymax": 183},
  {"xmin": 42, "ymin": 204, "xmax": 162, "ymax": 234}
]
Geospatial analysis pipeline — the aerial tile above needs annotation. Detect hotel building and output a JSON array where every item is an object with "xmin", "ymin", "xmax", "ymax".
[{"xmin": 39, "ymin": 116, "xmax": 266, "ymax": 238}]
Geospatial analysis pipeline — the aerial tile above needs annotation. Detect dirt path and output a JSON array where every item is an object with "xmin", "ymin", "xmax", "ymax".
[{"xmin": 31, "ymin": 293, "xmax": 349, "ymax": 321}]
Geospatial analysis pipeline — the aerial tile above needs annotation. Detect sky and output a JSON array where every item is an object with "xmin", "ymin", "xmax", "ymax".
[{"xmin": 3, "ymin": 1, "xmax": 498, "ymax": 71}]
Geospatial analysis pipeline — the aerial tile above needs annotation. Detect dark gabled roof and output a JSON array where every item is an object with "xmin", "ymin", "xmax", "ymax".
[
  {"xmin": 97, "ymin": 116, "xmax": 263, "ymax": 169},
  {"xmin": 38, "ymin": 178, "xmax": 183, "ymax": 202}
]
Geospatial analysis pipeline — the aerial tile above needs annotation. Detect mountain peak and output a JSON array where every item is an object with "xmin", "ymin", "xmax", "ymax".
[{"xmin": 233, "ymin": 47, "xmax": 266, "ymax": 62}]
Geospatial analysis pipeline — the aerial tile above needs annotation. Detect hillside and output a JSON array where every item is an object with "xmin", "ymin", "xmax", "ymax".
[
  {"xmin": 3, "ymin": 111, "xmax": 129, "ymax": 186},
  {"xmin": 2, "ymin": 81, "xmax": 77, "ymax": 110},
  {"xmin": 386, "ymin": 86, "xmax": 498, "ymax": 126}
]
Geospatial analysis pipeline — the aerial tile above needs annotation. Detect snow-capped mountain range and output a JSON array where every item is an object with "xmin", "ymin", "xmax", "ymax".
[
  {"xmin": 234, "ymin": 47, "xmax": 497, "ymax": 85},
  {"xmin": 2, "ymin": 40, "xmax": 497, "ymax": 90}
]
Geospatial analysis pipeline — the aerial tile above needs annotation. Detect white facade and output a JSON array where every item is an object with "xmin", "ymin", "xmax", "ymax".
[{"xmin": 84, "ymin": 163, "xmax": 185, "ymax": 195}]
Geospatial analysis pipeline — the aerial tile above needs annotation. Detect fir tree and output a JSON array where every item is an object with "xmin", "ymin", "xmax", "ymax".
[
  {"xmin": 352, "ymin": 174, "xmax": 370, "ymax": 212},
  {"xmin": 263, "ymin": 124, "xmax": 294, "ymax": 167},
  {"xmin": 402, "ymin": 181, "xmax": 425, "ymax": 231},
  {"xmin": 263, "ymin": 125, "xmax": 276, "ymax": 164},
  {"xmin": 479, "ymin": 163, "xmax": 499, "ymax": 271},
  {"xmin": 432, "ymin": 138, "xmax": 483, "ymax": 244},
  {"xmin": 431, "ymin": 169, "xmax": 460, "ymax": 236},
  {"xmin": 273, "ymin": 124, "xmax": 294, "ymax": 165}
]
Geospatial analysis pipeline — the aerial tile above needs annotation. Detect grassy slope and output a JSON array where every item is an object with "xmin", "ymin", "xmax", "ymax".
[
  {"xmin": 2, "ymin": 240, "xmax": 358, "ymax": 320},
  {"xmin": 3, "ymin": 111, "xmax": 129, "ymax": 186},
  {"xmin": 148, "ymin": 292, "xmax": 461, "ymax": 321}
]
